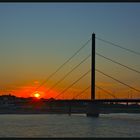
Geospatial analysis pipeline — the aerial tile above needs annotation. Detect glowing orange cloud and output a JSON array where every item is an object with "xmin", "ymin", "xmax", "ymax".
[{"xmin": 10, "ymin": 83, "xmax": 59, "ymax": 99}]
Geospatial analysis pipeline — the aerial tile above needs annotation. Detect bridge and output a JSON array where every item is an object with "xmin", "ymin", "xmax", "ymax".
[{"xmin": 32, "ymin": 33, "xmax": 140, "ymax": 117}]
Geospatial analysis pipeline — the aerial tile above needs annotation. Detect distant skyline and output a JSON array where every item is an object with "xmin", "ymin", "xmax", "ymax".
[{"xmin": 0, "ymin": 3, "xmax": 140, "ymax": 99}]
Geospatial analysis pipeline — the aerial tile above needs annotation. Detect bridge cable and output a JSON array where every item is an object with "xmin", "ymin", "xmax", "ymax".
[
  {"xmin": 96, "ymin": 37, "xmax": 140, "ymax": 56},
  {"xmin": 46, "ymin": 54, "xmax": 91, "ymax": 94},
  {"xmin": 55, "ymin": 69, "xmax": 91, "ymax": 99},
  {"xmin": 73, "ymin": 84, "xmax": 117, "ymax": 99},
  {"xmin": 96, "ymin": 52, "xmax": 140, "ymax": 74},
  {"xmin": 96, "ymin": 69, "xmax": 140, "ymax": 93},
  {"xmin": 95, "ymin": 85, "xmax": 117, "ymax": 99},
  {"xmin": 72, "ymin": 85, "xmax": 91, "ymax": 99},
  {"xmin": 34, "ymin": 38, "xmax": 91, "ymax": 92}
]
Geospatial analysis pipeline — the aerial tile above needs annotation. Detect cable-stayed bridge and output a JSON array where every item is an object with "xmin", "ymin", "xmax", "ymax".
[{"xmin": 32, "ymin": 33, "xmax": 140, "ymax": 117}]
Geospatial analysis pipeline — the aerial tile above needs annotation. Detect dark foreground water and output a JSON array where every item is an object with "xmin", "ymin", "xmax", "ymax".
[{"xmin": 0, "ymin": 113, "xmax": 140, "ymax": 138}]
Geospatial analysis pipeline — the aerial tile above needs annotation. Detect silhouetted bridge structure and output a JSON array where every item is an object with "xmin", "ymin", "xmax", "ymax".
[
  {"xmin": 34, "ymin": 99, "xmax": 139, "ymax": 117},
  {"xmin": 32, "ymin": 33, "xmax": 140, "ymax": 117}
]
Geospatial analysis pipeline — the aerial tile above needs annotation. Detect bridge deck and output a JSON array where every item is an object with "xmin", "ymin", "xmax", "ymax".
[{"xmin": 47, "ymin": 99, "xmax": 140, "ymax": 103}]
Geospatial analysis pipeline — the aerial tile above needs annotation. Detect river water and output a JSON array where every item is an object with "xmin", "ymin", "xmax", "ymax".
[{"xmin": 0, "ymin": 113, "xmax": 139, "ymax": 138}]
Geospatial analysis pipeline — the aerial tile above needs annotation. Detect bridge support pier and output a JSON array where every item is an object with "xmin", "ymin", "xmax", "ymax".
[
  {"xmin": 68, "ymin": 102, "xmax": 71, "ymax": 116},
  {"xmin": 87, "ymin": 102, "xmax": 100, "ymax": 117}
]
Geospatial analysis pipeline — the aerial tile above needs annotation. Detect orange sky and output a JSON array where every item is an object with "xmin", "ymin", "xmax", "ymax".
[{"xmin": 0, "ymin": 80, "xmax": 139, "ymax": 99}]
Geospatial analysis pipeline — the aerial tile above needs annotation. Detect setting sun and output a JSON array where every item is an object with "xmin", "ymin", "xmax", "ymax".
[
  {"xmin": 30, "ymin": 91, "xmax": 46, "ymax": 99},
  {"xmin": 34, "ymin": 93, "xmax": 40, "ymax": 98}
]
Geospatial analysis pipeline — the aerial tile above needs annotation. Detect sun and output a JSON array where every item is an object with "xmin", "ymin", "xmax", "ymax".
[
  {"xmin": 31, "ymin": 91, "xmax": 45, "ymax": 99},
  {"xmin": 34, "ymin": 93, "xmax": 41, "ymax": 99}
]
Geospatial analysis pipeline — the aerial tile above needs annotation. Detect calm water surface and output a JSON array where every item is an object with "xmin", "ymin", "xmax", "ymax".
[{"xmin": 0, "ymin": 114, "xmax": 140, "ymax": 138}]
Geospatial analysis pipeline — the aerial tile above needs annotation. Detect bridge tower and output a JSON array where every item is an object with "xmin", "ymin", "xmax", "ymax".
[
  {"xmin": 87, "ymin": 33, "xmax": 100, "ymax": 117},
  {"xmin": 91, "ymin": 33, "xmax": 95, "ymax": 100}
]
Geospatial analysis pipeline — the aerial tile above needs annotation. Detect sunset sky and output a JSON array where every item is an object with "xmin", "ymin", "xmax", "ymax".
[{"xmin": 0, "ymin": 3, "xmax": 140, "ymax": 99}]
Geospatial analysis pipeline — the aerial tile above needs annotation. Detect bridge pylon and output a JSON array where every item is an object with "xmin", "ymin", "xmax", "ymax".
[
  {"xmin": 91, "ymin": 33, "xmax": 95, "ymax": 100},
  {"xmin": 87, "ymin": 33, "xmax": 100, "ymax": 117}
]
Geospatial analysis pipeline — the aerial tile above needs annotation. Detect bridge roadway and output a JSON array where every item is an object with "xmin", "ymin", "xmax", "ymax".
[
  {"xmin": 41, "ymin": 99, "xmax": 140, "ymax": 116},
  {"xmin": 47, "ymin": 99, "xmax": 140, "ymax": 103}
]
